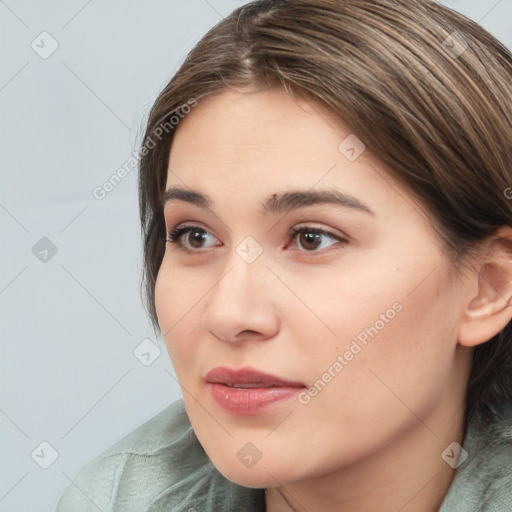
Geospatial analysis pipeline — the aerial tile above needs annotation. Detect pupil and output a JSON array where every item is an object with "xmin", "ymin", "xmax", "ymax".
[
  {"xmin": 301, "ymin": 232, "xmax": 320, "ymax": 250},
  {"xmin": 190, "ymin": 230, "xmax": 206, "ymax": 248}
]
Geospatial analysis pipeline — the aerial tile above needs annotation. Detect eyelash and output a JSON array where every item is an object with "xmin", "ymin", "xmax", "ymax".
[{"xmin": 165, "ymin": 224, "xmax": 347, "ymax": 254}]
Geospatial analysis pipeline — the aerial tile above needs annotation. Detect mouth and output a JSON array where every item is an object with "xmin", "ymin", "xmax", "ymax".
[
  {"xmin": 205, "ymin": 366, "xmax": 306, "ymax": 415},
  {"xmin": 205, "ymin": 366, "xmax": 306, "ymax": 388}
]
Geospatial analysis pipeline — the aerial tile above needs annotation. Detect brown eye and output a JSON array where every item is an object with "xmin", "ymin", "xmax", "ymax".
[
  {"xmin": 185, "ymin": 229, "xmax": 209, "ymax": 249},
  {"xmin": 290, "ymin": 227, "xmax": 346, "ymax": 252},
  {"xmin": 166, "ymin": 225, "xmax": 219, "ymax": 252},
  {"xmin": 298, "ymin": 231, "xmax": 323, "ymax": 251}
]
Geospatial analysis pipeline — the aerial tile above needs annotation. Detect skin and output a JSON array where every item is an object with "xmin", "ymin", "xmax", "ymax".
[{"xmin": 154, "ymin": 86, "xmax": 506, "ymax": 511}]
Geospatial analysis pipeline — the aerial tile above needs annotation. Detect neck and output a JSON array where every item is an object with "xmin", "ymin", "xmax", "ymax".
[{"xmin": 265, "ymin": 348, "xmax": 471, "ymax": 512}]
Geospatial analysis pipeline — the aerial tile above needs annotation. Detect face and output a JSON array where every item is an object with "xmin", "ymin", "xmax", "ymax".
[{"xmin": 155, "ymin": 86, "xmax": 470, "ymax": 487}]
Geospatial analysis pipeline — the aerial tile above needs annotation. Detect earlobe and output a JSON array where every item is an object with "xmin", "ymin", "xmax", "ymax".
[{"xmin": 458, "ymin": 227, "xmax": 512, "ymax": 348}]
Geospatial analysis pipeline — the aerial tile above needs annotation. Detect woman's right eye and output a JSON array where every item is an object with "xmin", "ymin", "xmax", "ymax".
[{"xmin": 166, "ymin": 225, "xmax": 220, "ymax": 253}]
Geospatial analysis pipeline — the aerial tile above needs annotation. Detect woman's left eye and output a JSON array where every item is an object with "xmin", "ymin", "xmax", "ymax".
[{"xmin": 288, "ymin": 227, "xmax": 346, "ymax": 252}]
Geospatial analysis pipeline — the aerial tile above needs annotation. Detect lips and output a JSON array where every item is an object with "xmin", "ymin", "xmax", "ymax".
[
  {"xmin": 205, "ymin": 366, "xmax": 305, "ymax": 388},
  {"xmin": 205, "ymin": 366, "xmax": 306, "ymax": 415}
]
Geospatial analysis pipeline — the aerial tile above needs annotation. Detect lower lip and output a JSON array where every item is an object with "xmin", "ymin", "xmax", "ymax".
[{"xmin": 208, "ymin": 383, "xmax": 304, "ymax": 415}]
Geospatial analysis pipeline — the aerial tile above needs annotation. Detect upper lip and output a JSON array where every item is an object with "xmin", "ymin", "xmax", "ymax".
[{"xmin": 205, "ymin": 366, "xmax": 306, "ymax": 388}]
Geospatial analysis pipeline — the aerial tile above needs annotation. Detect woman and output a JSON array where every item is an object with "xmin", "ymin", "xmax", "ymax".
[{"xmin": 57, "ymin": 0, "xmax": 512, "ymax": 510}]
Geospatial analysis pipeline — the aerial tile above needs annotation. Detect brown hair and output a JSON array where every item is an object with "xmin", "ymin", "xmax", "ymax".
[{"xmin": 138, "ymin": 0, "xmax": 512, "ymax": 422}]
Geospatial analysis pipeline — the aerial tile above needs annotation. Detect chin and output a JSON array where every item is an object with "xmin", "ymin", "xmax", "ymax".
[
  {"xmin": 208, "ymin": 450, "xmax": 307, "ymax": 489},
  {"xmin": 219, "ymin": 465, "xmax": 284, "ymax": 489}
]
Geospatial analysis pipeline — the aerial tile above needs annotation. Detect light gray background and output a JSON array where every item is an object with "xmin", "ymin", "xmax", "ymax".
[{"xmin": 0, "ymin": 1, "xmax": 510, "ymax": 511}]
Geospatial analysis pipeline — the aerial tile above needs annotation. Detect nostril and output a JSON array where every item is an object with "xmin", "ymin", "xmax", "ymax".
[{"xmin": 238, "ymin": 329, "xmax": 260, "ymax": 337}]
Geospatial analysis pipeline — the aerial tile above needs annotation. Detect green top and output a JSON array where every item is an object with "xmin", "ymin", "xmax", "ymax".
[{"xmin": 56, "ymin": 399, "xmax": 511, "ymax": 511}]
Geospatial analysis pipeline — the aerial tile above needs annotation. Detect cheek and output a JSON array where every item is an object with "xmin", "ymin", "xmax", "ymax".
[
  {"xmin": 289, "ymin": 247, "xmax": 460, "ymax": 410},
  {"xmin": 302, "ymin": 258, "xmax": 461, "ymax": 433},
  {"xmin": 154, "ymin": 262, "xmax": 203, "ymax": 364}
]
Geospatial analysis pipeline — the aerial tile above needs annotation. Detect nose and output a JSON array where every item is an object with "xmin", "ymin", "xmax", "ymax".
[{"xmin": 201, "ymin": 252, "xmax": 280, "ymax": 344}]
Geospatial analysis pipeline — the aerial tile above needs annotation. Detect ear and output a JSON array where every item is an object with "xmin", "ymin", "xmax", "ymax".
[{"xmin": 458, "ymin": 226, "xmax": 512, "ymax": 347}]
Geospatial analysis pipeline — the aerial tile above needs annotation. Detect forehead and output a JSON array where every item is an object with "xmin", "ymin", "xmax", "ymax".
[
  {"xmin": 167, "ymin": 87, "xmax": 352, "ymax": 171},
  {"xmin": 166, "ymin": 89, "xmax": 367, "ymax": 214}
]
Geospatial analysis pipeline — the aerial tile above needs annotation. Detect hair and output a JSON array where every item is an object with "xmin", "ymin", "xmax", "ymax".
[{"xmin": 138, "ymin": 0, "xmax": 512, "ymax": 423}]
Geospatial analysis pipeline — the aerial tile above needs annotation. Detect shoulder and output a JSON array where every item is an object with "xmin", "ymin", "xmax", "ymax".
[
  {"xmin": 56, "ymin": 399, "xmax": 265, "ymax": 512},
  {"xmin": 440, "ymin": 403, "xmax": 512, "ymax": 512}
]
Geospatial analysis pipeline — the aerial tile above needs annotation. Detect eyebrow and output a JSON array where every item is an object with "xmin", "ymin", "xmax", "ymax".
[{"xmin": 160, "ymin": 186, "xmax": 375, "ymax": 216}]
